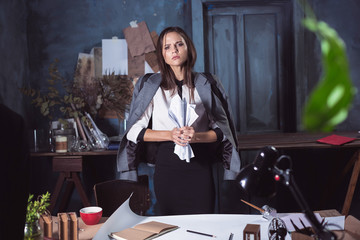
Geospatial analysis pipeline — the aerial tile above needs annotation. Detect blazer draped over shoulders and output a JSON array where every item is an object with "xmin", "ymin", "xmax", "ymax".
[{"xmin": 116, "ymin": 73, "xmax": 241, "ymax": 181}]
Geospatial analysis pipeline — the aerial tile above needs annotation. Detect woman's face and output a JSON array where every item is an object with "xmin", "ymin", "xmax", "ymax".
[{"xmin": 162, "ymin": 31, "xmax": 188, "ymax": 69}]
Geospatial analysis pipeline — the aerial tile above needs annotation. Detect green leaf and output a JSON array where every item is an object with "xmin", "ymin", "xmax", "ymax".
[
  {"xmin": 25, "ymin": 192, "xmax": 50, "ymax": 223},
  {"xmin": 302, "ymin": 18, "xmax": 356, "ymax": 132}
]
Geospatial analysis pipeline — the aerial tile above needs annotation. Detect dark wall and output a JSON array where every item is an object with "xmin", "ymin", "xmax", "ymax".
[
  {"xmin": 0, "ymin": 0, "xmax": 191, "ymax": 125},
  {"xmin": 0, "ymin": 0, "xmax": 29, "ymax": 116},
  {"xmin": 25, "ymin": 0, "xmax": 190, "ymax": 129},
  {"xmin": 1, "ymin": 0, "xmax": 358, "ymax": 129}
]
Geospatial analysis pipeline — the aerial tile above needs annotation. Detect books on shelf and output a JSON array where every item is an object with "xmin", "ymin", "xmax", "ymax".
[{"xmin": 109, "ymin": 221, "xmax": 178, "ymax": 240}]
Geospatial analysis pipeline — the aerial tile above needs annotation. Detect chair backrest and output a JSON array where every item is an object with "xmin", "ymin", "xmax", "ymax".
[{"xmin": 93, "ymin": 175, "xmax": 150, "ymax": 217}]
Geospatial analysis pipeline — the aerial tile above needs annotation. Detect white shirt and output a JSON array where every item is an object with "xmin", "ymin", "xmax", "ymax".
[{"xmin": 127, "ymin": 85, "xmax": 218, "ymax": 143}]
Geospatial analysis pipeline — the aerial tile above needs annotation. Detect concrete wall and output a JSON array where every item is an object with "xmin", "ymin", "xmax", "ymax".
[
  {"xmin": 2, "ymin": 0, "xmax": 359, "ymax": 130},
  {"xmin": 25, "ymin": 0, "xmax": 190, "ymax": 129},
  {"xmin": 0, "ymin": 0, "xmax": 29, "ymax": 117}
]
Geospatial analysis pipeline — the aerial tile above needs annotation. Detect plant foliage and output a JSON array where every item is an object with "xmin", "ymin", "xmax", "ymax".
[
  {"xmin": 302, "ymin": 16, "xmax": 356, "ymax": 132},
  {"xmin": 99, "ymin": 73, "xmax": 134, "ymax": 120},
  {"xmin": 20, "ymin": 59, "xmax": 134, "ymax": 122},
  {"xmin": 25, "ymin": 192, "xmax": 51, "ymax": 223},
  {"xmin": 20, "ymin": 59, "xmax": 85, "ymax": 120}
]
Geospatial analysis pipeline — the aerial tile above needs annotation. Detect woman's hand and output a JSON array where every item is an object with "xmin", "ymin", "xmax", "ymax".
[
  {"xmin": 171, "ymin": 127, "xmax": 194, "ymax": 146},
  {"xmin": 180, "ymin": 126, "xmax": 194, "ymax": 142}
]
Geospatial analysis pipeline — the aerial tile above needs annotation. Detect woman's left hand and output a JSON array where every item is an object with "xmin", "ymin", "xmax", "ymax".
[{"xmin": 180, "ymin": 126, "xmax": 195, "ymax": 143}]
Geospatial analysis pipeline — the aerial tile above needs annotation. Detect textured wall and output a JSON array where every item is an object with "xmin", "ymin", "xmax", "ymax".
[
  {"xmin": 0, "ymin": 0, "xmax": 29, "ymax": 117},
  {"xmin": 25, "ymin": 0, "xmax": 189, "ymax": 129},
  {"xmin": 26, "ymin": 0, "xmax": 188, "ymax": 85}
]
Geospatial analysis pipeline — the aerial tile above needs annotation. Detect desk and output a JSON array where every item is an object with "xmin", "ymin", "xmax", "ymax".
[
  {"xmin": 31, "ymin": 150, "xmax": 117, "ymax": 213},
  {"xmin": 44, "ymin": 195, "xmax": 360, "ymax": 240},
  {"xmin": 237, "ymin": 131, "xmax": 360, "ymax": 216},
  {"xmin": 48, "ymin": 211, "xmax": 360, "ymax": 240}
]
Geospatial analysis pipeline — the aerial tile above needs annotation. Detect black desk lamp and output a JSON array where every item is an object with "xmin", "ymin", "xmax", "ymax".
[{"xmin": 236, "ymin": 146, "xmax": 337, "ymax": 240}]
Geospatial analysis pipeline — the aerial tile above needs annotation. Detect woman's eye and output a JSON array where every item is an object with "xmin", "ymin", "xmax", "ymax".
[
  {"xmin": 164, "ymin": 46, "xmax": 169, "ymax": 50},
  {"xmin": 177, "ymin": 42, "xmax": 184, "ymax": 47}
]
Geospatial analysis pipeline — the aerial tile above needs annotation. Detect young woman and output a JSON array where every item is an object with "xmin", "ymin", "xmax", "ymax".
[{"xmin": 117, "ymin": 26, "xmax": 241, "ymax": 215}]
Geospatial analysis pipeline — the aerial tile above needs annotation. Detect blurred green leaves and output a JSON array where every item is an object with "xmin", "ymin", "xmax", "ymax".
[{"xmin": 302, "ymin": 18, "xmax": 356, "ymax": 132}]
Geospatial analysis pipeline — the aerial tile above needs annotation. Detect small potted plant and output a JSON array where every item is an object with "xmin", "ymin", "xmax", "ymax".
[{"xmin": 24, "ymin": 192, "xmax": 51, "ymax": 239}]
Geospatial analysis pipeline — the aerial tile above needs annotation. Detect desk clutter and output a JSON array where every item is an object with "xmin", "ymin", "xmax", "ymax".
[
  {"xmin": 38, "ymin": 210, "xmax": 359, "ymax": 239},
  {"xmin": 109, "ymin": 221, "xmax": 178, "ymax": 240},
  {"xmin": 243, "ymin": 224, "xmax": 261, "ymax": 240},
  {"xmin": 41, "ymin": 212, "xmax": 79, "ymax": 240},
  {"xmin": 316, "ymin": 134, "xmax": 357, "ymax": 145}
]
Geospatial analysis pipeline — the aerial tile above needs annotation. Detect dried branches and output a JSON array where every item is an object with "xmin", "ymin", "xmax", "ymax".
[{"xmin": 99, "ymin": 73, "xmax": 134, "ymax": 120}]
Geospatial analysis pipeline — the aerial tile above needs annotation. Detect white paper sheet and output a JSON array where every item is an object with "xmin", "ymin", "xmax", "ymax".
[
  {"xmin": 92, "ymin": 194, "xmax": 145, "ymax": 240},
  {"xmin": 91, "ymin": 197, "xmax": 344, "ymax": 240},
  {"xmin": 168, "ymin": 97, "xmax": 198, "ymax": 162},
  {"xmin": 93, "ymin": 195, "xmax": 297, "ymax": 240},
  {"xmin": 324, "ymin": 215, "xmax": 345, "ymax": 230},
  {"xmin": 102, "ymin": 38, "xmax": 128, "ymax": 75}
]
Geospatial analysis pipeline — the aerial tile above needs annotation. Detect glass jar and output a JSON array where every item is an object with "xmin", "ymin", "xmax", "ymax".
[{"xmin": 24, "ymin": 221, "xmax": 42, "ymax": 240}]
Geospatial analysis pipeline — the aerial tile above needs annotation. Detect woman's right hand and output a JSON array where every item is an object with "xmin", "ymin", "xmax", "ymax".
[{"xmin": 171, "ymin": 127, "xmax": 189, "ymax": 146}]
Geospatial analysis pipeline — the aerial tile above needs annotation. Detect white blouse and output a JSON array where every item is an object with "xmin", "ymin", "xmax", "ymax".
[{"xmin": 127, "ymin": 84, "xmax": 218, "ymax": 143}]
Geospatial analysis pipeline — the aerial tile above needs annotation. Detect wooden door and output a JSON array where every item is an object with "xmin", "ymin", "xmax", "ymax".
[
  {"xmin": 192, "ymin": 0, "xmax": 295, "ymax": 213},
  {"xmin": 193, "ymin": 0, "xmax": 295, "ymax": 134}
]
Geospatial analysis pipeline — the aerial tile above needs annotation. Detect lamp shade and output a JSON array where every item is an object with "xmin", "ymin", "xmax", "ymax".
[{"xmin": 236, "ymin": 146, "xmax": 279, "ymax": 198}]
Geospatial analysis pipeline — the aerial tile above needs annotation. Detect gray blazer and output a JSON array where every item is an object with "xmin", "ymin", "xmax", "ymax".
[{"xmin": 116, "ymin": 73, "xmax": 241, "ymax": 180}]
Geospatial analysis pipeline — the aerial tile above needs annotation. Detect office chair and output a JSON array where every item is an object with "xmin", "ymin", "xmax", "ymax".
[{"xmin": 93, "ymin": 175, "xmax": 150, "ymax": 217}]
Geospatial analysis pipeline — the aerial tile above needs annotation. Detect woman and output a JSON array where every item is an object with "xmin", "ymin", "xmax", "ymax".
[{"xmin": 117, "ymin": 26, "xmax": 241, "ymax": 215}]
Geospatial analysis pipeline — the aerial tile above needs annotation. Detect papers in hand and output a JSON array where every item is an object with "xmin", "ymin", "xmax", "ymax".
[
  {"xmin": 109, "ymin": 221, "xmax": 179, "ymax": 240},
  {"xmin": 168, "ymin": 97, "xmax": 198, "ymax": 162}
]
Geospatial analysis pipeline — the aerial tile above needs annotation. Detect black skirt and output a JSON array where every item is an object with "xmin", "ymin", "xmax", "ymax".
[{"xmin": 153, "ymin": 141, "xmax": 215, "ymax": 215}]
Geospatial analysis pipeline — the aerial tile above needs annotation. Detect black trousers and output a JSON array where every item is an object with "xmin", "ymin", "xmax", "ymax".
[{"xmin": 153, "ymin": 141, "xmax": 215, "ymax": 215}]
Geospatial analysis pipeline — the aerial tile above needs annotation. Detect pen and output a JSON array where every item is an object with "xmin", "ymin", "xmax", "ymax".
[
  {"xmin": 186, "ymin": 230, "xmax": 216, "ymax": 238},
  {"xmin": 229, "ymin": 233, "xmax": 234, "ymax": 240}
]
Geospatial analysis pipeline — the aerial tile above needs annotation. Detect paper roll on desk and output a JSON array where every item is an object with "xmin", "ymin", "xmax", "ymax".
[{"xmin": 93, "ymin": 194, "xmax": 144, "ymax": 240}]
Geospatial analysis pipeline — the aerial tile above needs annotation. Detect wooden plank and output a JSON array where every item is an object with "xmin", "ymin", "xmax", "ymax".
[
  {"xmin": 53, "ymin": 156, "xmax": 82, "ymax": 172},
  {"xmin": 237, "ymin": 132, "xmax": 360, "ymax": 150},
  {"xmin": 58, "ymin": 181, "xmax": 75, "ymax": 213},
  {"xmin": 72, "ymin": 172, "xmax": 91, "ymax": 207},
  {"xmin": 31, "ymin": 150, "xmax": 117, "ymax": 157},
  {"xmin": 342, "ymin": 151, "xmax": 360, "ymax": 216},
  {"xmin": 49, "ymin": 172, "xmax": 66, "ymax": 213}
]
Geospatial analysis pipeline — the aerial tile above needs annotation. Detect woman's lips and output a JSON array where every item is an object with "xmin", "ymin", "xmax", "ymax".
[{"xmin": 172, "ymin": 56, "xmax": 180, "ymax": 60}]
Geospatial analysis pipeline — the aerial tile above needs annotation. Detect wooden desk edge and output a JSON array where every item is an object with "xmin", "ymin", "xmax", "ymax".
[
  {"xmin": 46, "ymin": 212, "xmax": 360, "ymax": 240},
  {"xmin": 237, "ymin": 131, "xmax": 360, "ymax": 150},
  {"xmin": 30, "ymin": 150, "xmax": 118, "ymax": 157}
]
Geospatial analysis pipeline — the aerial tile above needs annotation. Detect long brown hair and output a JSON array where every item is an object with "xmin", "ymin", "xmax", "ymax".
[{"xmin": 156, "ymin": 26, "xmax": 197, "ymax": 100}]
